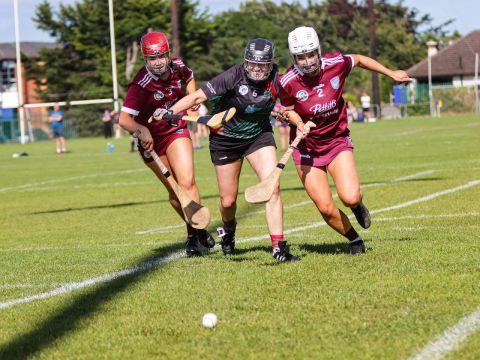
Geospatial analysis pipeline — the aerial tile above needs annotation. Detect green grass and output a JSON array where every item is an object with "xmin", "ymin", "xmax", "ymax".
[{"xmin": 0, "ymin": 114, "xmax": 479, "ymax": 359}]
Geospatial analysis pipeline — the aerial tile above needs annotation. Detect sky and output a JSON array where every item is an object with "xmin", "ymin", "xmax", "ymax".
[{"xmin": 0, "ymin": 0, "xmax": 477, "ymax": 43}]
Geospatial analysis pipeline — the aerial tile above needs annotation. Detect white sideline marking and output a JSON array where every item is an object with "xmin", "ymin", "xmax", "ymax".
[
  {"xmin": 408, "ymin": 306, "xmax": 480, "ymax": 360},
  {"xmin": 136, "ymin": 170, "xmax": 434, "ymax": 235},
  {"xmin": 375, "ymin": 213, "xmax": 480, "ymax": 222},
  {"xmin": 369, "ymin": 180, "xmax": 480, "ymax": 215},
  {"xmin": 0, "ymin": 284, "xmax": 62, "ymax": 289},
  {"xmin": 4, "ymin": 213, "xmax": 478, "ymax": 253},
  {"xmin": 12, "ymin": 181, "xmax": 154, "ymax": 193},
  {"xmin": 0, "ymin": 252, "xmax": 185, "ymax": 310},
  {"xmin": 0, "ymin": 168, "xmax": 146, "ymax": 193},
  {"xmin": 1, "ymin": 179, "xmax": 478, "ymax": 311},
  {"xmin": 1, "ymin": 173, "xmax": 297, "ymax": 194},
  {"xmin": 393, "ymin": 122, "xmax": 478, "ymax": 137},
  {"xmin": 390, "ymin": 170, "xmax": 435, "ymax": 182}
]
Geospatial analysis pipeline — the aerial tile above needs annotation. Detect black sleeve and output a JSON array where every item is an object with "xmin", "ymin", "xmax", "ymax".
[{"xmin": 201, "ymin": 65, "xmax": 242, "ymax": 100}]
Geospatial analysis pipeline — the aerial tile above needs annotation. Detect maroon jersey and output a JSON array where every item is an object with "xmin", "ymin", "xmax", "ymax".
[
  {"xmin": 122, "ymin": 58, "xmax": 193, "ymax": 139},
  {"xmin": 278, "ymin": 53, "xmax": 354, "ymax": 152}
]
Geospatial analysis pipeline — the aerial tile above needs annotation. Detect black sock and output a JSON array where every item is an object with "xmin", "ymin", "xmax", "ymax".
[
  {"xmin": 345, "ymin": 227, "xmax": 361, "ymax": 242},
  {"xmin": 224, "ymin": 219, "xmax": 236, "ymax": 233}
]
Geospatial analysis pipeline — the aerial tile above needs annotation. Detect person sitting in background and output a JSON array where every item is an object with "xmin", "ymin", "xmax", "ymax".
[{"xmin": 48, "ymin": 102, "xmax": 67, "ymax": 154}]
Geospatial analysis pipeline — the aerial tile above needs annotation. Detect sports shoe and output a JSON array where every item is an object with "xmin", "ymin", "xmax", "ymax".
[
  {"xmin": 217, "ymin": 227, "xmax": 235, "ymax": 255},
  {"xmin": 349, "ymin": 239, "xmax": 366, "ymax": 255},
  {"xmin": 272, "ymin": 241, "xmax": 300, "ymax": 262},
  {"xmin": 185, "ymin": 235, "xmax": 202, "ymax": 257},
  {"xmin": 351, "ymin": 202, "xmax": 371, "ymax": 229},
  {"xmin": 197, "ymin": 229, "xmax": 215, "ymax": 249}
]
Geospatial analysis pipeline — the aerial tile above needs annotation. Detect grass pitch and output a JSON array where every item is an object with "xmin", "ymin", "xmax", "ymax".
[{"xmin": 0, "ymin": 114, "xmax": 479, "ymax": 359}]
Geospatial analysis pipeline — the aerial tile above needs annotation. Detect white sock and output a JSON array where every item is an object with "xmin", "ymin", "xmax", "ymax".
[{"xmin": 350, "ymin": 236, "xmax": 363, "ymax": 244}]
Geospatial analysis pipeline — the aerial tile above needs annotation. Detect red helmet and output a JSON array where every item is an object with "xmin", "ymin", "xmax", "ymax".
[{"xmin": 141, "ymin": 32, "xmax": 170, "ymax": 56}]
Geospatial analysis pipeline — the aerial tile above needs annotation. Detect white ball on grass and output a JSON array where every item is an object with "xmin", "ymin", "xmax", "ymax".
[{"xmin": 202, "ymin": 313, "xmax": 218, "ymax": 328}]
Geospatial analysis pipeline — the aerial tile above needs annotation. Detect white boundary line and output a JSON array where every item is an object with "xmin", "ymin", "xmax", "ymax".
[
  {"xmin": 0, "ymin": 284, "xmax": 63, "ymax": 289},
  {"xmin": 0, "ymin": 168, "xmax": 146, "ymax": 193},
  {"xmin": 2, "ymin": 212, "xmax": 478, "ymax": 253},
  {"xmin": 0, "ymin": 252, "xmax": 185, "ymax": 310},
  {"xmin": 1, "ymin": 179, "xmax": 478, "ymax": 311},
  {"xmin": 136, "ymin": 170, "xmax": 436, "ymax": 235},
  {"xmin": 408, "ymin": 307, "xmax": 480, "ymax": 360},
  {"xmin": 12, "ymin": 181, "xmax": 154, "ymax": 193}
]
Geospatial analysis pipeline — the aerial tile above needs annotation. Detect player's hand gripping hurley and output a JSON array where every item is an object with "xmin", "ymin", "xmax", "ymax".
[
  {"xmin": 148, "ymin": 107, "xmax": 236, "ymax": 129},
  {"xmin": 133, "ymin": 131, "xmax": 211, "ymax": 229},
  {"xmin": 244, "ymin": 121, "xmax": 315, "ymax": 204}
]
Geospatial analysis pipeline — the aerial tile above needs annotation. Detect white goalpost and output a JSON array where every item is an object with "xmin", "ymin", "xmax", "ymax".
[{"xmin": 12, "ymin": 0, "xmax": 120, "ymax": 144}]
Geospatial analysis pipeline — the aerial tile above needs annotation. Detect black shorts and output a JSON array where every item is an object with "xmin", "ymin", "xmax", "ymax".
[{"xmin": 209, "ymin": 131, "xmax": 276, "ymax": 165}]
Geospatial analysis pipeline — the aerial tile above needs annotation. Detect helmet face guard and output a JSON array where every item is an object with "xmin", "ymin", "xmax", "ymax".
[
  {"xmin": 293, "ymin": 51, "xmax": 321, "ymax": 74},
  {"xmin": 288, "ymin": 27, "xmax": 321, "ymax": 74},
  {"xmin": 243, "ymin": 38, "xmax": 275, "ymax": 82},
  {"xmin": 140, "ymin": 32, "xmax": 171, "ymax": 76}
]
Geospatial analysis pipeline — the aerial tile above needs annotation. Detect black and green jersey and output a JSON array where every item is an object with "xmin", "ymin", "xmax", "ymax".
[{"xmin": 201, "ymin": 64, "xmax": 278, "ymax": 140}]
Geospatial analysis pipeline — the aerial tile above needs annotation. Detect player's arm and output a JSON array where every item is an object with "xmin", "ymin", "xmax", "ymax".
[
  {"xmin": 119, "ymin": 111, "xmax": 153, "ymax": 151},
  {"xmin": 283, "ymin": 108, "xmax": 313, "ymax": 138},
  {"xmin": 166, "ymin": 88, "xmax": 208, "ymax": 116},
  {"xmin": 351, "ymin": 54, "xmax": 410, "ymax": 84},
  {"xmin": 185, "ymin": 77, "xmax": 200, "ymax": 111}
]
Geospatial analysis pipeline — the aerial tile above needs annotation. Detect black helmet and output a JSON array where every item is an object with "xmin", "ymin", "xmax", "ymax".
[{"xmin": 244, "ymin": 38, "xmax": 275, "ymax": 82}]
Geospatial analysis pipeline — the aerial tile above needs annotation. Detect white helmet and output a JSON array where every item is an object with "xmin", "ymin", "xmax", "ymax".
[{"xmin": 288, "ymin": 26, "xmax": 321, "ymax": 73}]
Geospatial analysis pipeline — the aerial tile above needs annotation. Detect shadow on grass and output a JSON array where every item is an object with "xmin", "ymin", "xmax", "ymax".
[
  {"xmin": 0, "ymin": 241, "xmax": 185, "ymax": 359},
  {"xmin": 29, "ymin": 200, "xmax": 163, "ymax": 215},
  {"xmin": 299, "ymin": 241, "xmax": 373, "ymax": 255},
  {"xmin": 6, "ymin": 188, "xmax": 307, "ymax": 356},
  {"xmin": 299, "ymin": 242, "xmax": 351, "ymax": 255},
  {"xmin": 27, "ymin": 192, "xmax": 227, "ymax": 215}
]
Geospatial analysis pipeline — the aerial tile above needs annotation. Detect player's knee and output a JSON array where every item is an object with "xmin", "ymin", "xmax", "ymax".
[
  {"xmin": 270, "ymin": 184, "xmax": 281, "ymax": 199},
  {"xmin": 339, "ymin": 191, "xmax": 361, "ymax": 208},
  {"xmin": 315, "ymin": 200, "xmax": 336, "ymax": 217},
  {"xmin": 220, "ymin": 195, "xmax": 236, "ymax": 209},
  {"xmin": 177, "ymin": 177, "xmax": 196, "ymax": 193}
]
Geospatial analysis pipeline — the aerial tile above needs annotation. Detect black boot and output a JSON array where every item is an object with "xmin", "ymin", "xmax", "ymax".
[
  {"xmin": 351, "ymin": 202, "xmax": 371, "ymax": 229},
  {"xmin": 272, "ymin": 241, "xmax": 300, "ymax": 262}
]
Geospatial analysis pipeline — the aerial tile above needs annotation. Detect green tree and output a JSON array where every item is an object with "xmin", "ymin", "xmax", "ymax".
[{"xmin": 29, "ymin": 0, "xmax": 214, "ymax": 135}]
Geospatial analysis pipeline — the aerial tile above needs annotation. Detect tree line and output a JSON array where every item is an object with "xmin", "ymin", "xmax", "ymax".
[{"xmin": 25, "ymin": 0, "xmax": 459, "ymax": 135}]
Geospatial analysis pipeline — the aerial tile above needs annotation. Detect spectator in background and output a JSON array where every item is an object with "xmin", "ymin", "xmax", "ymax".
[
  {"xmin": 48, "ymin": 102, "xmax": 67, "ymax": 154},
  {"xmin": 360, "ymin": 92, "xmax": 371, "ymax": 121},
  {"xmin": 102, "ymin": 108, "xmax": 113, "ymax": 138}
]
